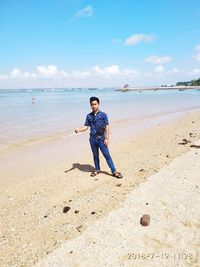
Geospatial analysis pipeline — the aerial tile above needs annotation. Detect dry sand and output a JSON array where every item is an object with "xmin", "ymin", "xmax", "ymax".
[
  {"xmin": 36, "ymin": 139, "xmax": 200, "ymax": 267},
  {"xmin": 0, "ymin": 109, "xmax": 200, "ymax": 267}
]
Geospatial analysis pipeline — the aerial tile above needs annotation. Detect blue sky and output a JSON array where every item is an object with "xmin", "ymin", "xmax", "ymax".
[{"xmin": 0, "ymin": 0, "xmax": 200, "ymax": 88}]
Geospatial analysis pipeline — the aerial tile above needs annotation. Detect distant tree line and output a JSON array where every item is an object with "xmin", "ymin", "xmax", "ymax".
[{"xmin": 176, "ymin": 77, "xmax": 200, "ymax": 86}]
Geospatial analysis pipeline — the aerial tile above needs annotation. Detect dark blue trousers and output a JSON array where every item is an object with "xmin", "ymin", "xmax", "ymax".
[{"xmin": 89, "ymin": 136, "xmax": 116, "ymax": 174}]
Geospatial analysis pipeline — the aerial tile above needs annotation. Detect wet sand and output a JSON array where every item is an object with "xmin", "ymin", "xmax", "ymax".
[{"xmin": 0, "ymin": 108, "xmax": 200, "ymax": 266}]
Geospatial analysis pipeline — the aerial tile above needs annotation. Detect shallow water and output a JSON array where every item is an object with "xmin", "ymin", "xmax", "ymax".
[{"xmin": 0, "ymin": 88, "xmax": 200, "ymax": 151}]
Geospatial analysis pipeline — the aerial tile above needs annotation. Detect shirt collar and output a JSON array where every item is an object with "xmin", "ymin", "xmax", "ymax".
[{"xmin": 92, "ymin": 109, "xmax": 100, "ymax": 115}]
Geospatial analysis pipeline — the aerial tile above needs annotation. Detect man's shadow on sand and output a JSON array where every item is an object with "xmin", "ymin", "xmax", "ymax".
[{"xmin": 64, "ymin": 163, "xmax": 112, "ymax": 177}]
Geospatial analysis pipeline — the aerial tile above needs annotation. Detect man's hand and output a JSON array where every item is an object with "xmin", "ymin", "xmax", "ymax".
[
  {"xmin": 104, "ymin": 138, "xmax": 109, "ymax": 146},
  {"xmin": 75, "ymin": 126, "xmax": 88, "ymax": 133}
]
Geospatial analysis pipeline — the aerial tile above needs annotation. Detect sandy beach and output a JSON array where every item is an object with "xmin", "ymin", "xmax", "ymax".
[
  {"xmin": 36, "ymin": 140, "xmax": 200, "ymax": 267},
  {"xmin": 1, "ymin": 0, "xmax": 200, "ymax": 266},
  {"xmin": 0, "ymin": 108, "xmax": 200, "ymax": 267}
]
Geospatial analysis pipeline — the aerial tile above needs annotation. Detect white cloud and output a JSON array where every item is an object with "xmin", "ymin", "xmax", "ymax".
[
  {"xmin": 92, "ymin": 65, "xmax": 105, "ymax": 75},
  {"xmin": 1, "ymin": 65, "xmax": 69, "ymax": 81},
  {"xmin": 167, "ymin": 67, "xmax": 181, "ymax": 74},
  {"xmin": 92, "ymin": 65, "xmax": 139, "ymax": 78},
  {"xmin": 9, "ymin": 68, "xmax": 36, "ymax": 79},
  {"xmin": 1, "ymin": 64, "xmax": 196, "ymax": 89},
  {"xmin": 165, "ymin": 68, "xmax": 183, "ymax": 76},
  {"xmin": 24, "ymin": 72, "xmax": 31, "ymax": 78},
  {"xmin": 171, "ymin": 67, "xmax": 180, "ymax": 73},
  {"xmin": 92, "ymin": 65, "xmax": 120, "ymax": 77},
  {"xmin": 104, "ymin": 65, "xmax": 120, "ymax": 75},
  {"xmin": 73, "ymin": 5, "xmax": 93, "ymax": 19},
  {"xmin": 0, "ymin": 74, "xmax": 8, "ymax": 80},
  {"xmin": 0, "ymin": 64, "xmax": 139, "ymax": 86},
  {"xmin": 190, "ymin": 68, "xmax": 200, "ymax": 75},
  {"xmin": 147, "ymin": 67, "xmax": 182, "ymax": 77},
  {"xmin": 31, "ymin": 73, "xmax": 37, "ymax": 79},
  {"xmin": 36, "ymin": 65, "xmax": 69, "ymax": 78},
  {"xmin": 10, "ymin": 68, "xmax": 23, "ymax": 79},
  {"xmin": 195, "ymin": 54, "xmax": 200, "ymax": 62},
  {"xmin": 122, "ymin": 68, "xmax": 139, "ymax": 76},
  {"xmin": 154, "ymin": 65, "xmax": 165, "ymax": 73},
  {"xmin": 72, "ymin": 69, "xmax": 91, "ymax": 79},
  {"xmin": 60, "ymin": 70, "xmax": 69, "ymax": 78},
  {"xmin": 196, "ymin": 45, "xmax": 200, "ymax": 52},
  {"xmin": 195, "ymin": 44, "xmax": 200, "ymax": 61},
  {"xmin": 146, "ymin": 55, "xmax": 172, "ymax": 64},
  {"xmin": 124, "ymin": 34, "xmax": 155, "ymax": 45},
  {"xmin": 36, "ymin": 65, "xmax": 58, "ymax": 78}
]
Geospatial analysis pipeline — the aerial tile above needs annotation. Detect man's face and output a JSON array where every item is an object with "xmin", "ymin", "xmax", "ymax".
[{"xmin": 90, "ymin": 100, "xmax": 99, "ymax": 112}]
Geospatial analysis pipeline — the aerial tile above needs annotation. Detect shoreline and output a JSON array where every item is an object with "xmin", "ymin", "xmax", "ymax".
[
  {"xmin": 115, "ymin": 86, "xmax": 200, "ymax": 92},
  {"xmin": 1, "ymin": 105, "xmax": 200, "ymax": 157},
  {"xmin": 1, "ymin": 108, "xmax": 200, "ymax": 266}
]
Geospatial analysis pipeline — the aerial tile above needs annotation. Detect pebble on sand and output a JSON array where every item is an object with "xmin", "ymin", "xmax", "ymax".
[
  {"xmin": 63, "ymin": 206, "xmax": 71, "ymax": 213},
  {"xmin": 140, "ymin": 214, "xmax": 150, "ymax": 226}
]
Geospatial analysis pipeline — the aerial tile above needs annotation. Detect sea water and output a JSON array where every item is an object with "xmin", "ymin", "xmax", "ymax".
[{"xmin": 0, "ymin": 88, "xmax": 200, "ymax": 152}]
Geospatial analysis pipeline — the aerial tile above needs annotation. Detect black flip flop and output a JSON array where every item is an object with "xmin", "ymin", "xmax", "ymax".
[
  {"xmin": 90, "ymin": 171, "xmax": 100, "ymax": 177},
  {"xmin": 113, "ymin": 172, "xmax": 123, "ymax": 178}
]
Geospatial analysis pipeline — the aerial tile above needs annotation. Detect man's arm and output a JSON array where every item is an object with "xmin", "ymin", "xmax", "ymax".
[
  {"xmin": 75, "ymin": 114, "xmax": 89, "ymax": 133},
  {"xmin": 105, "ymin": 125, "xmax": 109, "ymax": 140},
  {"xmin": 104, "ymin": 113, "xmax": 109, "ymax": 146},
  {"xmin": 104, "ymin": 125, "xmax": 109, "ymax": 146},
  {"xmin": 75, "ymin": 126, "xmax": 88, "ymax": 133}
]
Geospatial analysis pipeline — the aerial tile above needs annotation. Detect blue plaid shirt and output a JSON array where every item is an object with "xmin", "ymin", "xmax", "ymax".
[{"xmin": 84, "ymin": 110, "xmax": 109, "ymax": 139}]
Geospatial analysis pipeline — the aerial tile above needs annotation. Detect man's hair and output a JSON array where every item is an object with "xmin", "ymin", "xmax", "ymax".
[{"xmin": 90, "ymin": 96, "xmax": 100, "ymax": 104}]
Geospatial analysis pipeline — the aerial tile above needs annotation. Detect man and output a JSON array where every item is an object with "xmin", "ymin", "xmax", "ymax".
[{"xmin": 75, "ymin": 96, "xmax": 123, "ymax": 178}]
